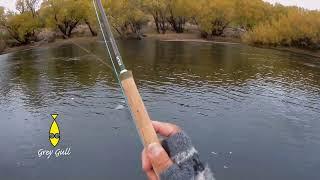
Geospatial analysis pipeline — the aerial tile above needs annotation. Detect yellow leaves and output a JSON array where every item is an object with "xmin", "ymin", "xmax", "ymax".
[
  {"xmin": 234, "ymin": 0, "xmax": 274, "ymax": 29},
  {"xmin": 244, "ymin": 8, "xmax": 320, "ymax": 48},
  {"xmin": 195, "ymin": 0, "xmax": 235, "ymax": 35},
  {"xmin": 104, "ymin": 0, "xmax": 148, "ymax": 36},
  {"xmin": 41, "ymin": 0, "xmax": 93, "ymax": 29},
  {"xmin": 2, "ymin": 0, "xmax": 319, "ymax": 47},
  {"xmin": 167, "ymin": 0, "xmax": 191, "ymax": 18},
  {"xmin": 5, "ymin": 11, "xmax": 41, "ymax": 43}
]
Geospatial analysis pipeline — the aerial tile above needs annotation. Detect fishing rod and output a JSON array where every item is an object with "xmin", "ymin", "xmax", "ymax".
[{"xmin": 92, "ymin": 0, "xmax": 161, "ymax": 169}]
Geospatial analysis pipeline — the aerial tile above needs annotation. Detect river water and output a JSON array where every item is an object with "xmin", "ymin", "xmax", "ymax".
[{"xmin": 0, "ymin": 39, "xmax": 319, "ymax": 180}]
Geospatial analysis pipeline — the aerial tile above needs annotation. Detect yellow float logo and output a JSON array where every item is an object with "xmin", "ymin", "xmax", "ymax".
[{"xmin": 49, "ymin": 114, "xmax": 60, "ymax": 147}]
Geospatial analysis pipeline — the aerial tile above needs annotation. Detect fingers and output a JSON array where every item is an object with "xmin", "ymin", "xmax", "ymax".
[
  {"xmin": 142, "ymin": 121, "xmax": 180, "ymax": 178},
  {"xmin": 142, "ymin": 149, "xmax": 158, "ymax": 180},
  {"xmin": 147, "ymin": 143, "xmax": 173, "ymax": 175},
  {"xmin": 152, "ymin": 121, "xmax": 181, "ymax": 137}
]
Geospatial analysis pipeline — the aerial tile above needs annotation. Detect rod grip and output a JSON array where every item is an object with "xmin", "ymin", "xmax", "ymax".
[{"xmin": 120, "ymin": 71, "xmax": 159, "ymax": 146}]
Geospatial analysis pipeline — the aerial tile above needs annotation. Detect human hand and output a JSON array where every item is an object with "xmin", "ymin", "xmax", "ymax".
[{"xmin": 141, "ymin": 121, "xmax": 181, "ymax": 180}]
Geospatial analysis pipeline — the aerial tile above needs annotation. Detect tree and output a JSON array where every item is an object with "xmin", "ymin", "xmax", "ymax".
[
  {"xmin": 40, "ymin": 0, "xmax": 87, "ymax": 38},
  {"xmin": 16, "ymin": 0, "xmax": 27, "ymax": 14},
  {"xmin": 82, "ymin": 0, "xmax": 97, "ymax": 36},
  {"xmin": 103, "ymin": 0, "xmax": 129, "ymax": 37},
  {"xmin": 166, "ymin": 0, "xmax": 192, "ymax": 33},
  {"xmin": 195, "ymin": 0, "xmax": 235, "ymax": 37},
  {"xmin": 234, "ymin": 0, "xmax": 273, "ymax": 30},
  {"xmin": 141, "ymin": 0, "xmax": 168, "ymax": 34},
  {"xmin": 0, "ymin": 3, "xmax": 41, "ymax": 44},
  {"xmin": 2, "ymin": 12, "xmax": 41, "ymax": 44},
  {"xmin": 104, "ymin": 0, "xmax": 148, "ymax": 39},
  {"xmin": 25, "ymin": 0, "xmax": 40, "ymax": 17},
  {"xmin": 126, "ymin": 0, "xmax": 148, "ymax": 39},
  {"xmin": 16, "ymin": 0, "xmax": 40, "ymax": 17}
]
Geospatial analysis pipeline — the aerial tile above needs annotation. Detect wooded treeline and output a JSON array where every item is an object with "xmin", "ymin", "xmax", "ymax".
[{"xmin": 0, "ymin": 0, "xmax": 320, "ymax": 52}]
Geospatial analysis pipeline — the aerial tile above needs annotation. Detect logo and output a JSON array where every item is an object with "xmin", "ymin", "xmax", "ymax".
[
  {"xmin": 37, "ymin": 113, "xmax": 71, "ymax": 159},
  {"xmin": 49, "ymin": 114, "xmax": 60, "ymax": 147}
]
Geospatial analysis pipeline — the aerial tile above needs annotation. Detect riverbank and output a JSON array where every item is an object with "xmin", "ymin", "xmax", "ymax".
[
  {"xmin": 147, "ymin": 33, "xmax": 320, "ymax": 58},
  {"xmin": 0, "ymin": 37, "xmax": 99, "ymax": 55},
  {"xmin": 272, "ymin": 47, "xmax": 320, "ymax": 59},
  {"xmin": 1, "ymin": 33, "xmax": 319, "ymax": 59},
  {"xmin": 0, "ymin": 33, "xmax": 241, "ymax": 55},
  {"xmin": 146, "ymin": 32, "xmax": 241, "ymax": 44}
]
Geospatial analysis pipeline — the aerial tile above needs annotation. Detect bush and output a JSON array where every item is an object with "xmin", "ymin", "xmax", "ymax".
[
  {"xmin": 244, "ymin": 8, "xmax": 320, "ymax": 49},
  {"xmin": 4, "ymin": 12, "xmax": 41, "ymax": 44}
]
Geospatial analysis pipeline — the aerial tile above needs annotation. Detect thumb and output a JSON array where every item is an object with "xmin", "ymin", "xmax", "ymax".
[{"xmin": 147, "ymin": 143, "xmax": 173, "ymax": 175}]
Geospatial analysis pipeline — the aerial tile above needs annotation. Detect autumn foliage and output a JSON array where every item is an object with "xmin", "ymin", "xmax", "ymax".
[
  {"xmin": 244, "ymin": 7, "xmax": 320, "ymax": 48},
  {"xmin": 0, "ymin": 0, "xmax": 319, "ymax": 49}
]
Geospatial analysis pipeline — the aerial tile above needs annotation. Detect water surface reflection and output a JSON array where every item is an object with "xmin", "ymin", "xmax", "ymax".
[{"xmin": 0, "ymin": 39, "xmax": 319, "ymax": 180}]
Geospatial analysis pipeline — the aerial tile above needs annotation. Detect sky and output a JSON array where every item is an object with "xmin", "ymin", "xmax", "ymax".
[
  {"xmin": 0, "ymin": 0, "xmax": 16, "ymax": 11},
  {"xmin": 264, "ymin": 0, "xmax": 320, "ymax": 10},
  {"xmin": 0, "ymin": 0, "xmax": 320, "ymax": 11}
]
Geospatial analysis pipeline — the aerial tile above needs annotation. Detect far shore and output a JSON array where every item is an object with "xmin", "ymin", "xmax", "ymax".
[
  {"xmin": 0, "ymin": 37, "xmax": 99, "ymax": 55},
  {"xmin": 1, "ymin": 33, "xmax": 319, "ymax": 59},
  {"xmin": 145, "ymin": 32, "xmax": 241, "ymax": 44}
]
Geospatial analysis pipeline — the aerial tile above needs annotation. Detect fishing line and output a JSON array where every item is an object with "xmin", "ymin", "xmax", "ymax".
[
  {"xmin": 69, "ymin": 39, "xmax": 112, "ymax": 69},
  {"xmin": 70, "ymin": 38, "xmax": 135, "ymax": 129}
]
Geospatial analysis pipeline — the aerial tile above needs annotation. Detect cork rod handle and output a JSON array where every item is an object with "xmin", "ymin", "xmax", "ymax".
[{"xmin": 120, "ymin": 70, "xmax": 159, "ymax": 146}]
